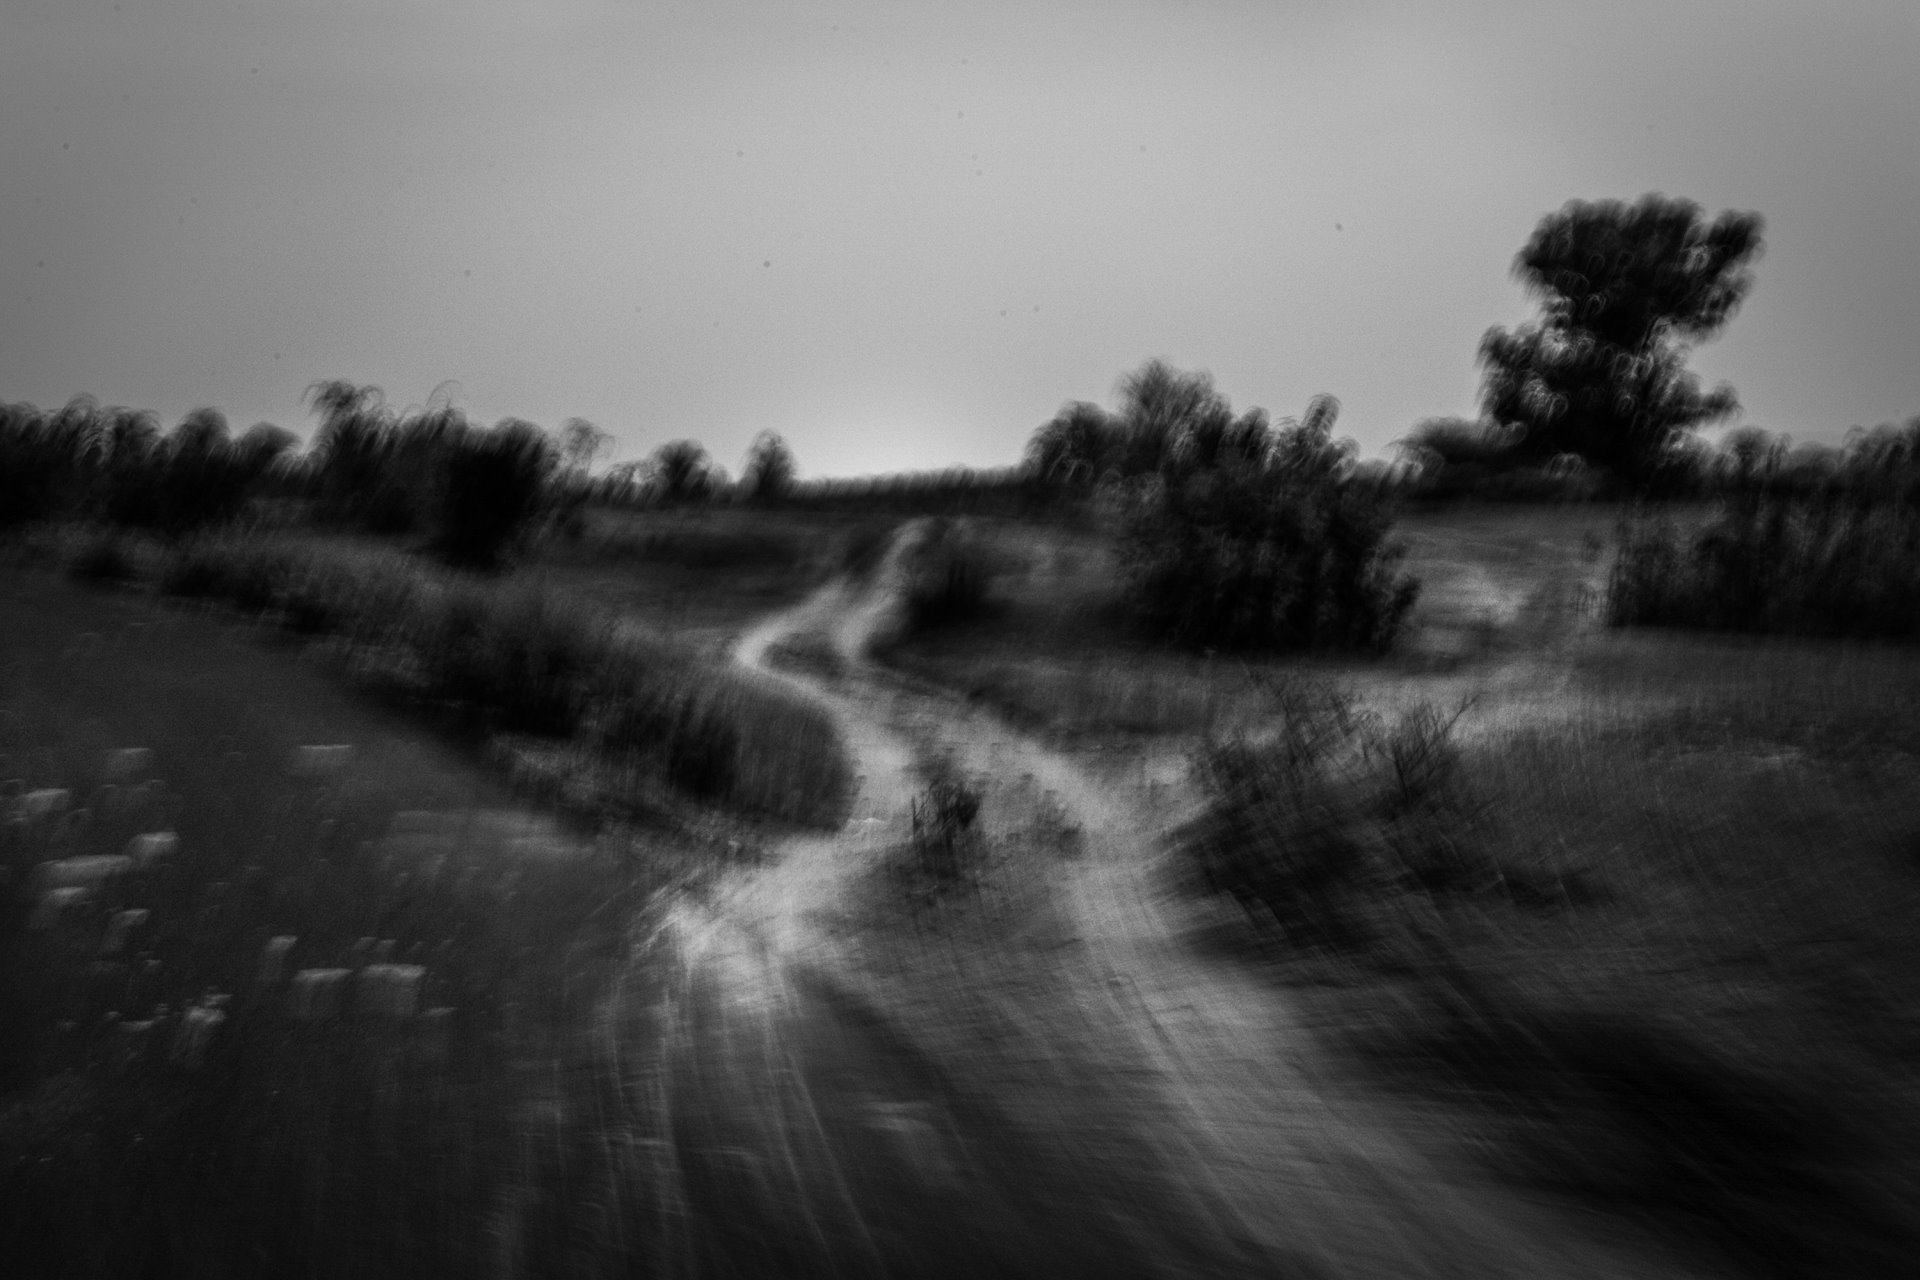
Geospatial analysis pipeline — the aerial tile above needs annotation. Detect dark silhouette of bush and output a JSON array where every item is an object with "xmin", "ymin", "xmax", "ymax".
[
  {"xmin": 1, "ymin": 397, "xmax": 106, "ymax": 528},
  {"xmin": 1, "ymin": 397, "xmax": 276, "ymax": 536},
  {"xmin": 740, "ymin": 431, "xmax": 797, "ymax": 504},
  {"xmin": 1124, "ymin": 390, "xmax": 1419, "ymax": 653},
  {"xmin": 1027, "ymin": 401, "xmax": 1126, "ymax": 489},
  {"xmin": 436, "ymin": 418, "xmax": 556, "ymax": 569},
  {"xmin": 1389, "ymin": 417, "xmax": 1611, "ymax": 502},
  {"xmin": 145, "ymin": 408, "xmax": 258, "ymax": 535},
  {"xmin": 305, "ymin": 381, "xmax": 557, "ymax": 563},
  {"xmin": 900, "ymin": 519, "xmax": 998, "ymax": 632},
  {"xmin": 306, "ymin": 381, "xmax": 398, "ymax": 525},
  {"xmin": 644, "ymin": 439, "xmax": 717, "ymax": 505}
]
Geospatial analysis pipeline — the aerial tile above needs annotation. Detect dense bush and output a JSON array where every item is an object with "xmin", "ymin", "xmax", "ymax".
[
  {"xmin": 436, "ymin": 419, "xmax": 557, "ymax": 568},
  {"xmin": 1124, "ymin": 393, "xmax": 1419, "ymax": 653},
  {"xmin": 1183, "ymin": 680, "xmax": 1381, "ymax": 945},
  {"xmin": 306, "ymin": 383, "xmax": 558, "ymax": 567},
  {"xmin": 1018, "ymin": 364, "xmax": 1419, "ymax": 652},
  {"xmin": 1, "ymin": 399, "xmax": 279, "ymax": 535},
  {"xmin": 1609, "ymin": 495, "xmax": 1920, "ymax": 640},
  {"xmin": 1, "ymin": 400, "xmax": 94, "ymax": 528},
  {"xmin": 900, "ymin": 519, "xmax": 998, "ymax": 632},
  {"xmin": 1180, "ymin": 680, "xmax": 1524, "ymax": 947}
]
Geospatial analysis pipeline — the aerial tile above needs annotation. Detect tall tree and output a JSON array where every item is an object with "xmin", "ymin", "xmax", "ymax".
[{"xmin": 1478, "ymin": 194, "xmax": 1763, "ymax": 487}]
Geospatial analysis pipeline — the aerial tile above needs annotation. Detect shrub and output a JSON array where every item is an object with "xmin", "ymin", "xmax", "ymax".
[
  {"xmin": 901, "ymin": 519, "xmax": 997, "ymax": 632},
  {"xmin": 1185, "ymin": 699, "xmax": 1379, "ymax": 947},
  {"xmin": 910, "ymin": 769, "xmax": 983, "ymax": 881},
  {"xmin": 1124, "ymin": 399, "xmax": 1419, "ymax": 653},
  {"xmin": 437, "ymin": 420, "xmax": 556, "ymax": 569},
  {"xmin": 1181, "ymin": 681, "xmax": 1509, "ymax": 945},
  {"xmin": 1609, "ymin": 496, "xmax": 1920, "ymax": 640},
  {"xmin": 3, "ymin": 401, "xmax": 97, "ymax": 529}
]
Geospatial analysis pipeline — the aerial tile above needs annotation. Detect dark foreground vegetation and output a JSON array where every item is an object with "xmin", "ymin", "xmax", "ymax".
[
  {"xmin": 1177, "ymin": 660, "xmax": 1920, "ymax": 1279},
  {"xmin": 0, "ymin": 575, "xmax": 674, "ymax": 1277},
  {"xmin": 1607, "ymin": 424, "xmax": 1920, "ymax": 640}
]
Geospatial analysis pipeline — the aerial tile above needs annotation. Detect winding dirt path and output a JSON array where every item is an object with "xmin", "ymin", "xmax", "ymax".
[{"xmin": 617, "ymin": 524, "xmax": 1706, "ymax": 1280}]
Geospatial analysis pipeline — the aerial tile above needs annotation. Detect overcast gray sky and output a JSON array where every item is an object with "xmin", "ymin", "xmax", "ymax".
[{"xmin": 4, "ymin": 0, "xmax": 1916, "ymax": 478}]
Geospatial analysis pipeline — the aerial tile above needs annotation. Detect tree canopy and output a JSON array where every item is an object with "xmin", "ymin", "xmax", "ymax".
[{"xmin": 1478, "ymin": 193, "xmax": 1764, "ymax": 488}]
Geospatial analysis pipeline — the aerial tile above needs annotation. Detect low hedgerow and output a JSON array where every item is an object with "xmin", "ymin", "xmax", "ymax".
[
  {"xmin": 1609, "ymin": 496, "xmax": 1920, "ymax": 640},
  {"xmin": 154, "ymin": 538, "xmax": 853, "ymax": 827}
]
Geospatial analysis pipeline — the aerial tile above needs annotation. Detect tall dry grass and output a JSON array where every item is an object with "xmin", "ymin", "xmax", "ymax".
[{"xmin": 151, "ymin": 534, "xmax": 852, "ymax": 828}]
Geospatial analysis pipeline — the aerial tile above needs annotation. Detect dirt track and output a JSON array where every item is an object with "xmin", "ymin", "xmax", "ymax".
[{"xmin": 618, "ymin": 524, "xmax": 1705, "ymax": 1279}]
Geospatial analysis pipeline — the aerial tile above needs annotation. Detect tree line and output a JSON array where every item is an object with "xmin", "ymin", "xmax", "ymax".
[{"xmin": 0, "ymin": 384, "xmax": 812, "ymax": 567}]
